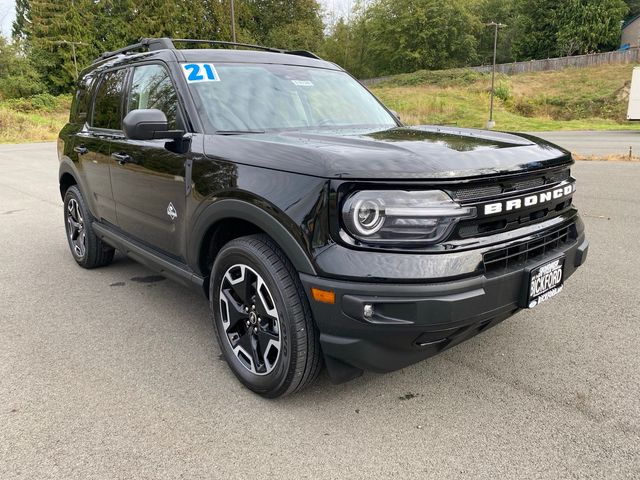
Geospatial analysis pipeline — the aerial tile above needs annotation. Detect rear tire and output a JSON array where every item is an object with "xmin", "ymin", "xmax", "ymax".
[
  {"xmin": 210, "ymin": 234, "xmax": 321, "ymax": 398},
  {"xmin": 63, "ymin": 185, "xmax": 115, "ymax": 269}
]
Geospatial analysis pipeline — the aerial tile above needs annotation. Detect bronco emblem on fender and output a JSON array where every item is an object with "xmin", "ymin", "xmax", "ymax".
[{"xmin": 167, "ymin": 202, "xmax": 177, "ymax": 220}]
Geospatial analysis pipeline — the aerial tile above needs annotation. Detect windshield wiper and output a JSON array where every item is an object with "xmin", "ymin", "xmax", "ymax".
[{"xmin": 215, "ymin": 130, "xmax": 266, "ymax": 135}]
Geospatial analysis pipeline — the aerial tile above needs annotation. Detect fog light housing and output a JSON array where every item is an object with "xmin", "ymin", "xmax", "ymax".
[{"xmin": 363, "ymin": 304, "xmax": 374, "ymax": 319}]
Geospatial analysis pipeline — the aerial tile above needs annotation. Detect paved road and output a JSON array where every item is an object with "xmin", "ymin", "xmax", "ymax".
[
  {"xmin": 532, "ymin": 130, "xmax": 640, "ymax": 157},
  {"xmin": 1, "ymin": 143, "xmax": 639, "ymax": 479}
]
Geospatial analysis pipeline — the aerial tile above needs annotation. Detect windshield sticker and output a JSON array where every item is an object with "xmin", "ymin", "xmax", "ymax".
[
  {"xmin": 182, "ymin": 63, "xmax": 220, "ymax": 83},
  {"xmin": 292, "ymin": 80, "xmax": 314, "ymax": 87}
]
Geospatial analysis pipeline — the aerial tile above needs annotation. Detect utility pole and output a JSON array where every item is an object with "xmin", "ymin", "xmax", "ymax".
[
  {"xmin": 53, "ymin": 40, "xmax": 89, "ymax": 80},
  {"xmin": 230, "ymin": 0, "xmax": 237, "ymax": 43},
  {"xmin": 486, "ymin": 22, "xmax": 506, "ymax": 129}
]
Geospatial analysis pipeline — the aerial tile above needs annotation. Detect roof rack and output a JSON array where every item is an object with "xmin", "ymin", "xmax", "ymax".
[
  {"xmin": 97, "ymin": 38, "xmax": 173, "ymax": 61},
  {"xmin": 95, "ymin": 37, "xmax": 322, "ymax": 63}
]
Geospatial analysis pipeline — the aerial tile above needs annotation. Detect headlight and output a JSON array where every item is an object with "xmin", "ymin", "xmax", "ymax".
[{"xmin": 342, "ymin": 190, "xmax": 476, "ymax": 246}]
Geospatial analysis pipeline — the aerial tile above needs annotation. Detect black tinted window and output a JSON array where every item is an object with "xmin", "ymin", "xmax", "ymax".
[
  {"xmin": 70, "ymin": 74, "xmax": 95, "ymax": 123},
  {"xmin": 127, "ymin": 64, "xmax": 178, "ymax": 129},
  {"xmin": 92, "ymin": 69, "xmax": 127, "ymax": 130}
]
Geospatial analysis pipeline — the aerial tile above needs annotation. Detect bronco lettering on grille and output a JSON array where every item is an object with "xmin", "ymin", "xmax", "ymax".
[{"xmin": 481, "ymin": 182, "xmax": 576, "ymax": 217}]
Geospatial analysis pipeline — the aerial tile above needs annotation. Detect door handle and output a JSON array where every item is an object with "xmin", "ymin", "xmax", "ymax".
[
  {"xmin": 74, "ymin": 145, "xmax": 88, "ymax": 155},
  {"xmin": 111, "ymin": 152, "xmax": 134, "ymax": 166}
]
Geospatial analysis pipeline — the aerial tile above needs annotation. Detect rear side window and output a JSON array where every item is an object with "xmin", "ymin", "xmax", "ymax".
[
  {"xmin": 127, "ymin": 64, "xmax": 179, "ymax": 130},
  {"xmin": 70, "ymin": 74, "xmax": 94, "ymax": 124},
  {"xmin": 92, "ymin": 69, "xmax": 127, "ymax": 130}
]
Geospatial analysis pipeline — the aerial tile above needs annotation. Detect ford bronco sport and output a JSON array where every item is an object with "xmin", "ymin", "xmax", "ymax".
[{"xmin": 58, "ymin": 38, "xmax": 589, "ymax": 397}]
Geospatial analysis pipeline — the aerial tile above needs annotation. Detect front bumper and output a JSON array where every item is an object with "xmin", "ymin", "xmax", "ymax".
[{"xmin": 301, "ymin": 230, "xmax": 588, "ymax": 383}]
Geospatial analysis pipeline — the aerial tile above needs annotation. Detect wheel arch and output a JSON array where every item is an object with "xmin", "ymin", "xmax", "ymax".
[{"xmin": 190, "ymin": 199, "xmax": 317, "ymax": 289}]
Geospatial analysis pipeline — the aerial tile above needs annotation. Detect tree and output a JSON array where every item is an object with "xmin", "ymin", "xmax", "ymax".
[
  {"xmin": 353, "ymin": 0, "xmax": 481, "ymax": 76},
  {"xmin": 556, "ymin": 0, "xmax": 628, "ymax": 55},
  {"xmin": 0, "ymin": 37, "xmax": 46, "ymax": 98},
  {"xmin": 471, "ymin": 0, "xmax": 518, "ymax": 64},
  {"xmin": 625, "ymin": 0, "xmax": 640, "ymax": 19},
  {"xmin": 12, "ymin": 0, "xmax": 31, "ymax": 41},
  {"xmin": 514, "ymin": 0, "xmax": 628, "ymax": 59},
  {"xmin": 243, "ymin": 0, "xmax": 324, "ymax": 49},
  {"xmin": 24, "ymin": 0, "xmax": 97, "ymax": 94},
  {"xmin": 512, "ymin": 0, "xmax": 562, "ymax": 60}
]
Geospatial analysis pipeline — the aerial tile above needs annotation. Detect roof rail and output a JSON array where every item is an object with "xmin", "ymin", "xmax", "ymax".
[
  {"xmin": 172, "ymin": 39, "xmax": 322, "ymax": 60},
  {"xmin": 95, "ymin": 37, "xmax": 323, "ymax": 63},
  {"xmin": 97, "ymin": 38, "xmax": 175, "ymax": 61},
  {"xmin": 172, "ymin": 39, "xmax": 285, "ymax": 54}
]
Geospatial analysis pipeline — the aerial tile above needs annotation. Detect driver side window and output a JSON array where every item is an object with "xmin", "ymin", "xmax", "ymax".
[{"xmin": 127, "ymin": 64, "xmax": 180, "ymax": 130}]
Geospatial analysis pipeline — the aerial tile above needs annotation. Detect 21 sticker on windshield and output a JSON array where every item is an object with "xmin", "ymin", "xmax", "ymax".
[{"xmin": 182, "ymin": 63, "xmax": 220, "ymax": 83}]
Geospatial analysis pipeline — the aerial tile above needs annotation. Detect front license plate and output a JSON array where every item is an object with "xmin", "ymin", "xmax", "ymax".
[{"xmin": 526, "ymin": 257, "xmax": 565, "ymax": 308}]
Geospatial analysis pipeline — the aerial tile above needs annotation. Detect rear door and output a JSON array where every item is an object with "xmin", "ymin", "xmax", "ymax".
[
  {"xmin": 108, "ymin": 63, "xmax": 189, "ymax": 259},
  {"xmin": 74, "ymin": 68, "xmax": 128, "ymax": 224}
]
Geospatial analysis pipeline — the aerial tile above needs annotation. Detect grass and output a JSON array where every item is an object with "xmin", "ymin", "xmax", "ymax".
[
  {"xmin": 370, "ymin": 64, "xmax": 639, "ymax": 132},
  {"xmin": 0, "ymin": 95, "xmax": 70, "ymax": 144}
]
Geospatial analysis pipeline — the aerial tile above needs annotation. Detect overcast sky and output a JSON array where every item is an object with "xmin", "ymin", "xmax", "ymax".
[{"xmin": 0, "ymin": 0, "xmax": 355, "ymax": 39}]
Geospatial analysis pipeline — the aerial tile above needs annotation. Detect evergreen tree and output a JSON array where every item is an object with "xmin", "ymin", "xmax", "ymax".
[
  {"xmin": 556, "ymin": 0, "xmax": 628, "ymax": 55},
  {"xmin": 514, "ymin": 0, "xmax": 628, "ymax": 59},
  {"xmin": 27, "ymin": 0, "xmax": 97, "ymax": 93},
  {"xmin": 12, "ymin": 0, "xmax": 31, "ymax": 41},
  {"xmin": 356, "ymin": 0, "xmax": 481, "ymax": 76},
  {"xmin": 0, "ymin": 37, "xmax": 45, "ymax": 98}
]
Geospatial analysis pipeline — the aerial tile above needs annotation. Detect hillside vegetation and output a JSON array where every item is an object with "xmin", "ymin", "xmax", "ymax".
[
  {"xmin": 0, "ymin": 94, "xmax": 70, "ymax": 143},
  {"xmin": 371, "ymin": 64, "xmax": 637, "ymax": 131}
]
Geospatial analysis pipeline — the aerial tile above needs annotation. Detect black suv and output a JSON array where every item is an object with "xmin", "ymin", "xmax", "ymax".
[{"xmin": 58, "ymin": 38, "xmax": 588, "ymax": 397}]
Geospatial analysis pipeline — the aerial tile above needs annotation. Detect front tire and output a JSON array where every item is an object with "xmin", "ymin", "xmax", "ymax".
[
  {"xmin": 63, "ymin": 185, "xmax": 115, "ymax": 269},
  {"xmin": 210, "ymin": 234, "xmax": 321, "ymax": 398}
]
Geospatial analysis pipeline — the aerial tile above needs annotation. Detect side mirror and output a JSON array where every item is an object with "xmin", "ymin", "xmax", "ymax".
[{"xmin": 123, "ymin": 109, "xmax": 184, "ymax": 141}]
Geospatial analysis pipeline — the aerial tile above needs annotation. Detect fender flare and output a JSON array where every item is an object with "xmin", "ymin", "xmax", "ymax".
[
  {"xmin": 58, "ymin": 159, "xmax": 99, "ymax": 218},
  {"xmin": 189, "ymin": 199, "xmax": 317, "ymax": 277}
]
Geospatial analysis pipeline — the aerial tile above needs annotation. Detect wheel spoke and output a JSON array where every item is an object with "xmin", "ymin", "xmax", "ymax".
[
  {"xmin": 257, "ymin": 328, "xmax": 278, "ymax": 344},
  {"xmin": 236, "ymin": 331, "xmax": 262, "ymax": 372},
  {"xmin": 68, "ymin": 217, "xmax": 80, "ymax": 231},
  {"xmin": 228, "ymin": 267, "xmax": 252, "ymax": 305},
  {"xmin": 67, "ymin": 201, "xmax": 77, "ymax": 221},
  {"xmin": 257, "ymin": 329, "xmax": 280, "ymax": 372},
  {"xmin": 220, "ymin": 288, "xmax": 246, "ymax": 332},
  {"xmin": 77, "ymin": 231, "xmax": 86, "ymax": 256},
  {"xmin": 255, "ymin": 277, "xmax": 277, "ymax": 320}
]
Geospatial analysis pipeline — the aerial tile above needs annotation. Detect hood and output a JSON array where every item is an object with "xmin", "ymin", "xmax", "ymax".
[{"xmin": 202, "ymin": 126, "xmax": 572, "ymax": 180}]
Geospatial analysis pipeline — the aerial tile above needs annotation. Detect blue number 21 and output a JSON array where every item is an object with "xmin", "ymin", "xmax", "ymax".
[{"xmin": 183, "ymin": 63, "xmax": 218, "ymax": 82}]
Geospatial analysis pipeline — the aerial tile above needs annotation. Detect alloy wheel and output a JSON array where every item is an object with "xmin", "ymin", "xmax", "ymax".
[
  {"xmin": 219, "ymin": 264, "xmax": 282, "ymax": 375},
  {"xmin": 66, "ymin": 198, "xmax": 86, "ymax": 258}
]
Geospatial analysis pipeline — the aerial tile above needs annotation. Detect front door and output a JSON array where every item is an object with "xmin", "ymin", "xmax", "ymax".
[
  {"xmin": 109, "ymin": 63, "xmax": 188, "ymax": 259},
  {"xmin": 75, "ymin": 68, "xmax": 129, "ymax": 224}
]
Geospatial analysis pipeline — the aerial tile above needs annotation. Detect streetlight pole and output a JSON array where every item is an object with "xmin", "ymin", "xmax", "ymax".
[
  {"xmin": 486, "ymin": 22, "xmax": 506, "ymax": 129},
  {"xmin": 230, "ymin": 0, "xmax": 237, "ymax": 43}
]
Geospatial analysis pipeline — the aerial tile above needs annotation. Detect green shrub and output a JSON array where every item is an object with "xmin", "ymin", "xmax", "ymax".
[
  {"xmin": 494, "ymin": 82, "xmax": 511, "ymax": 102},
  {"xmin": 512, "ymin": 98, "xmax": 536, "ymax": 117},
  {"xmin": 2, "ymin": 93, "xmax": 68, "ymax": 113}
]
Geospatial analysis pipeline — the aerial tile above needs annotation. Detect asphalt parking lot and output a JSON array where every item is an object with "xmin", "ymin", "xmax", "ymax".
[{"xmin": 1, "ymin": 142, "xmax": 639, "ymax": 479}]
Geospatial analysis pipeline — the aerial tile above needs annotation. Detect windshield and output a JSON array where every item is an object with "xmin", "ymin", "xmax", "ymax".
[{"xmin": 185, "ymin": 63, "xmax": 397, "ymax": 133}]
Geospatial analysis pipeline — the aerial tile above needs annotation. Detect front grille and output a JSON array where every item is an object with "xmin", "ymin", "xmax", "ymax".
[
  {"xmin": 450, "ymin": 167, "xmax": 574, "ymax": 239},
  {"xmin": 512, "ymin": 177, "xmax": 545, "ymax": 191},
  {"xmin": 454, "ymin": 185, "xmax": 502, "ymax": 201},
  {"xmin": 451, "ymin": 168, "xmax": 571, "ymax": 202},
  {"xmin": 483, "ymin": 224, "xmax": 576, "ymax": 273}
]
